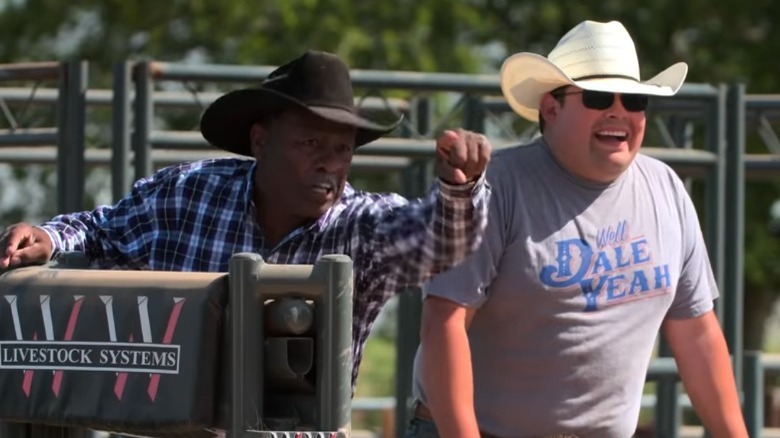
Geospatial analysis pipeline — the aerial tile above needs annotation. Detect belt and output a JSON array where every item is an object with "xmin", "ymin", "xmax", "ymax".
[
  {"xmin": 412, "ymin": 401, "xmax": 580, "ymax": 438},
  {"xmin": 412, "ymin": 400, "xmax": 435, "ymax": 422}
]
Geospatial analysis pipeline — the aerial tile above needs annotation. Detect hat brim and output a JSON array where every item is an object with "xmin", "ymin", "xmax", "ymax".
[
  {"xmin": 200, "ymin": 88, "xmax": 403, "ymax": 156},
  {"xmin": 499, "ymin": 52, "xmax": 689, "ymax": 122}
]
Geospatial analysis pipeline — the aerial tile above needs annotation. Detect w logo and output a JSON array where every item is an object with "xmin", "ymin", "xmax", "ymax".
[{"xmin": 0, "ymin": 294, "xmax": 185, "ymax": 402}]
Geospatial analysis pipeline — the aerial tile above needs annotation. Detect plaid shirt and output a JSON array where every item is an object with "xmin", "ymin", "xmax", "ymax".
[{"xmin": 40, "ymin": 158, "xmax": 490, "ymax": 388}]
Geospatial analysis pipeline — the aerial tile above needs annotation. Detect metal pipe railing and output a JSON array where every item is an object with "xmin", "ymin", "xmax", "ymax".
[
  {"xmin": 0, "ymin": 60, "xmax": 87, "ymax": 213},
  {"xmin": 0, "ymin": 87, "xmax": 408, "ymax": 112},
  {"xmin": 0, "ymin": 62, "xmax": 61, "ymax": 81},
  {"xmin": 0, "ymin": 146, "xmax": 411, "ymax": 172}
]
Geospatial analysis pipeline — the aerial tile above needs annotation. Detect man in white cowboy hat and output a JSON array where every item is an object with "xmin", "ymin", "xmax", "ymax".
[
  {"xmin": 0, "ymin": 50, "xmax": 493, "ymax": 392},
  {"xmin": 407, "ymin": 20, "xmax": 748, "ymax": 438}
]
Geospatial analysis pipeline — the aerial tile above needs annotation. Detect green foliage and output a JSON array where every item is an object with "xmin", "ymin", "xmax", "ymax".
[
  {"xmin": 355, "ymin": 334, "xmax": 396, "ymax": 398},
  {"xmin": 0, "ymin": 1, "xmax": 778, "ymax": 88},
  {"xmin": 351, "ymin": 333, "xmax": 396, "ymax": 433},
  {"xmin": 0, "ymin": 0, "xmax": 492, "ymax": 86}
]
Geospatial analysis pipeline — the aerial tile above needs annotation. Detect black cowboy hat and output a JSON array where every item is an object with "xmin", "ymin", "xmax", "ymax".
[{"xmin": 200, "ymin": 50, "xmax": 402, "ymax": 156}]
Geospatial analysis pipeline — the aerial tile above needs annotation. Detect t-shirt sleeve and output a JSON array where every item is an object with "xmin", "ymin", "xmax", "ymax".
[
  {"xmin": 666, "ymin": 177, "xmax": 719, "ymax": 319},
  {"xmin": 422, "ymin": 162, "xmax": 510, "ymax": 308}
]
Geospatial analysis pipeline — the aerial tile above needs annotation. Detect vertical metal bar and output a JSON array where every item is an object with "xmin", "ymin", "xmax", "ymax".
[
  {"xmin": 725, "ymin": 82, "xmax": 745, "ymax": 392},
  {"xmin": 671, "ymin": 116, "xmax": 695, "ymax": 193},
  {"xmin": 228, "ymin": 253, "xmax": 264, "ymax": 438},
  {"xmin": 132, "ymin": 61, "xmax": 153, "ymax": 181},
  {"xmin": 393, "ymin": 164, "xmax": 428, "ymax": 438},
  {"xmin": 393, "ymin": 289, "xmax": 424, "ymax": 438},
  {"xmin": 314, "ymin": 254, "xmax": 353, "ymax": 433},
  {"xmin": 111, "ymin": 61, "xmax": 133, "ymax": 202},
  {"xmin": 394, "ymin": 98, "xmax": 433, "ymax": 438},
  {"xmin": 743, "ymin": 351, "xmax": 764, "ymax": 438},
  {"xmin": 653, "ymin": 366, "xmax": 681, "ymax": 438},
  {"xmin": 412, "ymin": 97, "xmax": 432, "ymax": 138},
  {"xmin": 56, "ymin": 60, "xmax": 87, "ymax": 213},
  {"xmin": 706, "ymin": 84, "xmax": 728, "ymax": 321},
  {"xmin": 463, "ymin": 95, "xmax": 485, "ymax": 133}
]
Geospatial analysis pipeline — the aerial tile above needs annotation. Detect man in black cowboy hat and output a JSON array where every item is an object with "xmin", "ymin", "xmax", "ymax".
[{"xmin": 0, "ymin": 50, "xmax": 492, "ymax": 389}]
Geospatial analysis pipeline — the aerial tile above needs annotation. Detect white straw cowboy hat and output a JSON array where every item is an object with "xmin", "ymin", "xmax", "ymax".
[{"xmin": 499, "ymin": 20, "xmax": 689, "ymax": 122}]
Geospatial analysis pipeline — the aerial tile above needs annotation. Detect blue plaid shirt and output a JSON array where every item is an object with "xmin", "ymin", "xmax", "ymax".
[{"xmin": 40, "ymin": 158, "xmax": 490, "ymax": 388}]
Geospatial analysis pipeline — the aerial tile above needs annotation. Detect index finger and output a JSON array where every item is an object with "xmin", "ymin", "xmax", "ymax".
[
  {"xmin": 447, "ymin": 129, "xmax": 471, "ymax": 168},
  {"xmin": 435, "ymin": 129, "xmax": 460, "ymax": 154},
  {"xmin": 1, "ymin": 227, "xmax": 23, "ymax": 257}
]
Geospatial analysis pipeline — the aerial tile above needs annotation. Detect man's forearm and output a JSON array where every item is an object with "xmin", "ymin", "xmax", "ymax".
[
  {"xmin": 420, "ymin": 304, "xmax": 480, "ymax": 437},
  {"xmin": 666, "ymin": 312, "xmax": 748, "ymax": 438},
  {"xmin": 684, "ymin": 329, "xmax": 747, "ymax": 437}
]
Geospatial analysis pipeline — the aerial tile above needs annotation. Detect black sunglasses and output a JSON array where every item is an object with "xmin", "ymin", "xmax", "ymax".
[{"xmin": 552, "ymin": 89, "xmax": 649, "ymax": 112}]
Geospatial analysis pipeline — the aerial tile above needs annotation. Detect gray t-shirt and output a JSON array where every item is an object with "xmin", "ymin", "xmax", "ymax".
[{"xmin": 412, "ymin": 139, "xmax": 718, "ymax": 438}]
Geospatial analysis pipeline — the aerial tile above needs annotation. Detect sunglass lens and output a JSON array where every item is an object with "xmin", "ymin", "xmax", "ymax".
[
  {"xmin": 581, "ymin": 91, "xmax": 614, "ymax": 110},
  {"xmin": 581, "ymin": 91, "xmax": 649, "ymax": 112},
  {"xmin": 621, "ymin": 94, "xmax": 649, "ymax": 112}
]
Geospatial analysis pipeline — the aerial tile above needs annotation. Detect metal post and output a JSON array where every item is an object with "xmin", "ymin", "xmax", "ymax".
[
  {"xmin": 411, "ymin": 97, "xmax": 432, "ymax": 138},
  {"xmin": 228, "ymin": 253, "xmax": 264, "ymax": 438},
  {"xmin": 393, "ymin": 162, "xmax": 431, "ymax": 438},
  {"xmin": 743, "ymin": 351, "xmax": 764, "ymax": 438},
  {"xmin": 111, "ymin": 61, "xmax": 133, "ymax": 202},
  {"xmin": 393, "ymin": 98, "xmax": 434, "ymax": 438},
  {"xmin": 393, "ymin": 289, "xmax": 423, "ymax": 438},
  {"xmin": 313, "ymin": 255, "xmax": 353, "ymax": 433},
  {"xmin": 706, "ymin": 84, "xmax": 728, "ymax": 321},
  {"xmin": 725, "ymin": 82, "xmax": 745, "ymax": 392},
  {"xmin": 56, "ymin": 60, "xmax": 87, "ymax": 213},
  {"xmin": 673, "ymin": 117, "xmax": 695, "ymax": 193},
  {"xmin": 653, "ymin": 358, "xmax": 681, "ymax": 438},
  {"xmin": 132, "ymin": 61, "xmax": 153, "ymax": 181},
  {"xmin": 463, "ymin": 95, "xmax": 485, "ymax": 133}
]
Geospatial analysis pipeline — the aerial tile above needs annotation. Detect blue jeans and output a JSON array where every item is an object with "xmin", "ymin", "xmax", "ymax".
[
  {"xmin": 404, "ymin": 417, "xmax": 441, "ymax": 438},
  {"xmin": 404, "ymin": 418, "xmax": 584, "ymax": 438}
]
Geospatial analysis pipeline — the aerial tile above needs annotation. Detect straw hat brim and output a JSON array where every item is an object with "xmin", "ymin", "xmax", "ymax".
[{"xmin": 500, "ymin": 52, "xmax": 689, "ymax": 122}]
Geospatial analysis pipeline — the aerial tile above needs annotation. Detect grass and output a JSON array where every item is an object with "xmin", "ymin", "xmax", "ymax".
[
  {"xmin": 355, "ymin": 334, "xmax": 397, "ymax": 398},
  {"xmin": 352, "ymin": 333, "xmax": 397, "ymax": 434}
]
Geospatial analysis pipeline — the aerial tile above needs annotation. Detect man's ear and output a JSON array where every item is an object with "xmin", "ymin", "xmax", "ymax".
[
  {"xmin": 539, "ymin": 93, "xmax": 560, "ymax": 124},
  {"xmin": 249, "ymin": 122, "xmax": 268, "ymax": 158}
]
